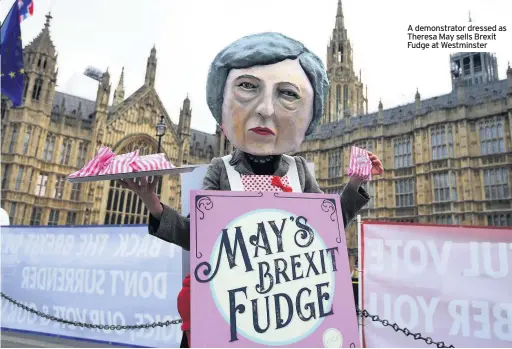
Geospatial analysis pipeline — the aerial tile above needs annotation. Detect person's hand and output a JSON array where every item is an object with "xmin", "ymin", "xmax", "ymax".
[
  {"xmin": 118, "ymin": 176, "xmax": 163, "ymax": 218},
  {"xmin": 118, "ymin": 176, "xmax": 159, "ymax": 198},
  {"xmin": 368, "ymin": 152, "xmax": 384, "ymax": 176}
]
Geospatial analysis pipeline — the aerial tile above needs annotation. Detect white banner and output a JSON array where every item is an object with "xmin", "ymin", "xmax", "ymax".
[{"xmin": 361, "ymin": 222, "xmax": 512, "ymax": 348}]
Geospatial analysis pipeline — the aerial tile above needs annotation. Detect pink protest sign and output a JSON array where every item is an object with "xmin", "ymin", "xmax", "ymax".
[
  {"xmin": 362, "ymin": 222, "xmax": 512, "ymax": 348},
  {"xmin": 189, "ymin": 190, "xmax": 359, "ymax": 348}
]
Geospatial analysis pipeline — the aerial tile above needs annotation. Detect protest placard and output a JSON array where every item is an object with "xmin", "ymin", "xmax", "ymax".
[
  {"xmin": 189, "ymin": 190, "xmax": 359, "ymax": 348},
  {"xmin": 362, "ymin": 222, "xmax": 512, "ymax": 348},
  {"xmin": 1, "ymin": 225, "xmax": 183, "ymax": 347}
]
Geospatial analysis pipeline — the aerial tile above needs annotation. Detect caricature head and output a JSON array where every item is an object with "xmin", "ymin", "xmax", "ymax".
[{"xmin": 206, "ymin": 32, "xmax": 329, "ymax": 156}]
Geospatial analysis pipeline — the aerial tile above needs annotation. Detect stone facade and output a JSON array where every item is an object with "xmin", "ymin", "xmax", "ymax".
[
  {"xmin": 1, "ymin": 14, "xmax": 216, "ymax": 226},
  {"xmin": 294, "ymin": 2, "xmax": 512, "ymax": 253},
  {"xmin": 2, "ymin": 2, "xmax": 512, "ymax": 245}
]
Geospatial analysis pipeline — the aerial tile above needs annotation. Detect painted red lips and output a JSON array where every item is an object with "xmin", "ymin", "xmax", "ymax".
[{"xmin": 249, "ymin": 127, "xmax": 275, "ymax": 136}]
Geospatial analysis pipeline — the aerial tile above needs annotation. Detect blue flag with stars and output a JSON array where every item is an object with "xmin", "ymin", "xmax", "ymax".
[{"xmin": 1, "ymin": 2, "xmax": 25, "ymax": 107}]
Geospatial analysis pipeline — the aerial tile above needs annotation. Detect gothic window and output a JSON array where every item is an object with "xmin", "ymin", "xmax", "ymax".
[
  {"xmin": 473, "ymin": 54, "xmax": 482, "ymax": 73},
  {"xmin": 431, "ymin": 124, "xmax": 454, "ymax": 160},
  {"xmin": 22, "ymin": 125, "xmax": 32, "ymax": 155},
  {"xmin": 43, "ymin": 59, "xmax": 47, "ymax": 69},
  {"xmin": 435, "ymin": 215, "xmax": 456, "ymax": 225},
  {"xmin": 338, "ymin": 43, "xmax": 344, "ymax": 63},
  {"xmin": 343, "ymin": 85, "xmax": 349, "ymax": 113},
  {"xmin": 53, "ymin": 175, "xmax": 65, "ymax": 199},
  {"xmin": 1, "ymin": 98, "xmax": 7, "ymax": 119},
  {"xmin": 48, "ymin": 209, "xmax": 60, "ymax": 226},
  {"xmin": 206, "ymin": 145, "xmax": 214, "ymax": 160},
  {"xmin": 32, "ymin": 77, "xmax": 43, "ymax": 101},
  {"xmin": 479, "ymin": 117, "xmax": 505, "ymax": 155},
  {"xmin": 60, "ymin": 138, "xmax": 72, "ymax": 165},
  {"xmin": 335, "ymin": 85, "xmax": 341, "ymax": 118},
  {"xmin": 328, "ymin": 91, "xmax": 331, "ymax": 122},
  {"xmin": 362, "ymin": 182, "xmax": 375, "ymax": 209},
  {"xmin": 23, "ymin": 74, "xmax": 30, "ymax": 98},
  {"xmin": 328, "ymin": 150, "xmax": 341, "ymax": 179},
  {"xmin": 137, "ymin": 107, "xmax": 145, "ymax": 123},
  {"xmin": 37, "ymin": 57, "xmax": 42, "ymax": 68},
  {"xmin": 15, "ymin": 166, "xmax": 24, "ymax": 191},
  {"xmin": 393, "ymin": 136, "xmax": 413, "ymax": 168},
  {"xmin": 9, "ymin": 124, "xmax": 19, "ymax": 153},
  {"xmin": 42, "ymin": 134, "xmax": 56, "ymax": 162},
  {"xmin": 104, "ymin": 139, "xmax": 163, "ymax": 225},
  {"xmin": 45, "ymin": 82, "xmax": 52, "ymax": 103},
  {"xmin": 35, "ymin": 173, "xmax": 48, "ymax": 197},
  {"xmin": 9, "ymin": 203, "xmax": 17, "ymax": 224},
  {"xmin": 483, "ymin": 168, "xmax": 509, "ymax": 200},
  {"xmin": 25, "ymin": 168, "xmax": 34, "ymax": 193},
  {"xmin": 463, "ymin": 57, "xmax": 470, "ymax": 75},
  {"xmin": 2, "ymin": 164, "xmax": 10, "ymax": 189},
  {"xmin": 70, "ymin": 183, "xmax": 81, "ymax": 201},
  {"xmin": 66, "ymin": 211, "xmax": 77, "ymax": 225},
  {"xmin": 487, "ymin": 214, "xmax": 512, "ymax": 227},
  {"xmin": 30, "ymin": 207, "xmax": 42, "ymax": 225},
  {"xmin": 354, "ymin": 140, "xmax": 374, "ymax": 153},
  {"xmin": 433, "ymin": 171, "xmax": 457, "ymax": 202},
  {"xmin": 77, "ymin": 142, "xmax": 88, "ymax": 167},
  {"xmin": 395, "ymin": 178, "xmax": 415, "ymax": 207},
  {"xmin": 195, "ymin": 142, "xmax": 201, "ymax": 157}
]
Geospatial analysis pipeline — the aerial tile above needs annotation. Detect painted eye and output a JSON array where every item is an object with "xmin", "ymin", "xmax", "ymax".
[
  {"xmin": 280, "ymin": 90, "xmax": 300, "ymax": 99},
  {"xmin": 238, "ymin": 82, "xmax": 257, "ymax": 90}
]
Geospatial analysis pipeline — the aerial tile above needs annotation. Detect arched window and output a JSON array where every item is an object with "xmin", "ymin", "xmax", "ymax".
[
  {"xmin": 335, "ymin": 85, "xmax": 341, "ymax": 119},
  {"xmin": 104, "ymin": 139, "xmax": 163, "ymax": 225},
  {"xmin": 206, "ymin": 145, "xmax": 214, "ymax": 160},
  {"xmin": 328, "ymin": 91, "xmax": 331, "ymax": 122},
  {"xmin": 343, "ymin": 85, "xmax": 349, "ymax": 114},
  {"xmin": 32, "ymin": 77, "xmax": 43, "ymax": 101},
  {"xmin": 45, "ymin": 82, "xmax": 52, "ymax": 103},
  {"xmin": 22, "ymin": 125, "xmax": 32, "ymax": 155},
  {"xmin": 138, "ymin": 107, "xmax": 145, "ymax": 123},
  {"xmin": 1, "ymin": 98, "xmax": 7, "ymax": 120},
  {"xmin": 23, "ymin": 75, "xmax": 30, "ymax": 98},
  {"xmin": 9, "ymin": 124, "xmax": 19, "ymax": 153}
]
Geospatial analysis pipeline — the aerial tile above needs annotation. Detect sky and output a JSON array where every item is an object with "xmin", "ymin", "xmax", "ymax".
[{"xmin": 3, "ymin": 0, "xmax": 512, "ymax": 134}]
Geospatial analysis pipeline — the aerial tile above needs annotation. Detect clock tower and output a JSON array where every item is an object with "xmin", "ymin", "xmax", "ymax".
[{"xmin": 322, "ymin": 0, "xmax": 367, "ymax": 124}]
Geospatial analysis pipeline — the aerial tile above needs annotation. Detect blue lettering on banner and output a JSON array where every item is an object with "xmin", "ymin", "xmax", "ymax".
[{"xmin": 1, "ymin": 225, "xmax": 183, "ymax": 348}]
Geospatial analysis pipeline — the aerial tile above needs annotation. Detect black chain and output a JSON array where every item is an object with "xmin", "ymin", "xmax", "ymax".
[
  {"xmin": 2, "ymin": 292, "xmax": 454, "ymax": 347},
  {"xmin": 356, "ymin": 309, "xmax": 454, "ymax": 348},
  {"xmin": 1, "ymin": 292, "xmax": 182, "ymax": 331}
]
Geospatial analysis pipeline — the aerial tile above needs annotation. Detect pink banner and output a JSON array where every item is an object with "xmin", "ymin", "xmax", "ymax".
[{"xmin": 362, "ymin": 222, "xmax": 512, "ymax": 348}]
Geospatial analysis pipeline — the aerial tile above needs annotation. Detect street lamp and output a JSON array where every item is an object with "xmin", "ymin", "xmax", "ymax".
[{"xmin": 155, "ymin": 115, "xmax": 167, "ymax": 153}]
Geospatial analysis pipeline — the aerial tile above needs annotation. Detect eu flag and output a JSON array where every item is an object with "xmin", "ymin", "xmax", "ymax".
[{"xmin": 1, "ymin": 2, "xmax": 25, "ymax": 107}]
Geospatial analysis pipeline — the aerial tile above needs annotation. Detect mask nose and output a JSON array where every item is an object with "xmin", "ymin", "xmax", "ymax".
[{"xmin": 255, "ymin": 91, "xmax": 275, "ymax": 118}]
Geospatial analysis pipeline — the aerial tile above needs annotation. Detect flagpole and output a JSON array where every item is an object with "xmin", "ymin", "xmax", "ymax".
[
  {"xmin": 1, "ymin": 0, "xmax": 17, "ymax": 28},
  {"xmin": 357, "ymin": 214, "xmax": 363, "ymax": 347}
]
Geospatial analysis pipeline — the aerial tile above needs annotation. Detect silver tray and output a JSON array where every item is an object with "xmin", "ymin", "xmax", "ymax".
[{"xmin": 66, "ymin": 165, "xmax": 200, "ymax": 183}]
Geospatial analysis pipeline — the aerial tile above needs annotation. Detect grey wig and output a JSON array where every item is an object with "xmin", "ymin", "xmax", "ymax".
[{"xmin": 206, "ymin": 32, "xmax": 329, "ymax": 136}]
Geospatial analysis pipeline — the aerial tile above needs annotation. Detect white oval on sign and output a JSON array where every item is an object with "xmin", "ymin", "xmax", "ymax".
[
  {"xmin": 208, "ymin": 209, "xmax": 336, "ymax": 346},
  {"xmin": 323, "ymin": 328, "xmax": 343, "ymax": 348}
]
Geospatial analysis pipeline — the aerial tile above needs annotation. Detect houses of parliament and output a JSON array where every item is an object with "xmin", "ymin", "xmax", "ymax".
[{"xmin": 2, "ymin": 0, "xmax": 512, "ymax": 246}]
